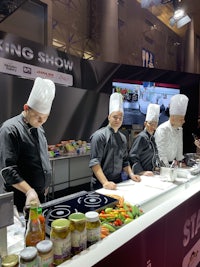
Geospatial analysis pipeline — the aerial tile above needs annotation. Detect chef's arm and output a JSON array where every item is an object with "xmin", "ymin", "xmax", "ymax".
[
  {"xmin": 91, "ymin": 164, "xmax": 117, "ymax": 190},
  {"xmin": 12, "ymin": 180, "xmax": 32, "ymax": 194},
  {"xmin": 123, "ymin": 165, "xmax": 141, "ymax": 182}
]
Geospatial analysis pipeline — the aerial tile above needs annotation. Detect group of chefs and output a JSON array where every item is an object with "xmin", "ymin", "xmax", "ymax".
[{"xmin": 0, "ymin": 76, "xmax": 194, "ymax": 212}]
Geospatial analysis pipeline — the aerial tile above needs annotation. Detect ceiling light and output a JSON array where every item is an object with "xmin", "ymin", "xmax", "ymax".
[
  {"xmin": 52, "ymin": 39, "xmax": 65, "ymax": 48},
  {"xmin": 173, "ymin": 8, "xmax": 184, "ymax": 20}
]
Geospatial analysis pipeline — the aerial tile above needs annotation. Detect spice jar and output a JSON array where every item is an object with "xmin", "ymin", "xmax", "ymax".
[
  {"xmin": 36, "ymin": 240, "xmax": 54, "ymax": 267},
  {"xmin": 85, "ymin": 211, "xmax": 101, "ymax": 247},
  {"xmin": 20, "ymin": 246, "xmax": 38, "ymax": 267},
  {"xmin": 2, "ymin": 254, "xmax": 19, "ymax": 267},
  {"xmin": 68, "ymin": 212, "xmax": 87, "ymax": 255},
  {"xmin": 50, "ymin": 218, "xmax": 71, "ymax": 265}
]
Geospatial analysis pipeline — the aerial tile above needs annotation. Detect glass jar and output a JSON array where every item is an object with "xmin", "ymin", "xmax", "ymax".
[
  {"xmin": 2, "ymin": 254, "xmax": 19, "ymax": 267},
  {"xmin": 20, "ymin": 246, "xmax": 38, "ymax": 267},
  {"xmin": 68, "ymin": 212, "xmax": 87, "ymax": 255},
  {"xmin": 85, "ymin": 211, "xmax": 101, "ymax": 247},
  {"xmin": 36, "ymin": 240, "xmax": 54, "ymax": 267},
  {"xmin": 50, "ymin": 218, "xmax": 71, "ymax": 265}
]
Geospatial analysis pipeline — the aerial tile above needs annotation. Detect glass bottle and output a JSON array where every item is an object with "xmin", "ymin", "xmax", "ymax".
[
  {"xmin": 38, "ymin": 207, "xmax": 46, "ymax": 240},
  {"xmin": 25, "ymin": 200, "xmax": 43, "ymax": 247}
]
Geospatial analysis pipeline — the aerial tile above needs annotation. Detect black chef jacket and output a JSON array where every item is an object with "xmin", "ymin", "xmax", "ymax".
[
  {"xmin": 89, "ymin": 125, "xmax": 130, "ymax": 189},
  {"xmin": 129, "ymin": 129, "xmax": 160, "ymax": 174},
  {"xmin": 0, "ymin": 114, "xmax": 52, "ymax": 211}
]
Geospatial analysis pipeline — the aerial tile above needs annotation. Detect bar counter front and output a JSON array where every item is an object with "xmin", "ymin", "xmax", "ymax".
[{"xmin": 58, "ymin": 170, "xmax": 200, "ymax": 267}]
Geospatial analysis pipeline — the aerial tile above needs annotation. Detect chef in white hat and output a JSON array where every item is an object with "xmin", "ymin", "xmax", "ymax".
[
  {"xmin": 129, "ymin": 103, "xmax": 163, "ymax": 175},
  {"xmin": 0, "ymin": 77, "xmax": 56, "ymax": 211},
  {"xmin": 155, "ymin": 94, "xmax": 189, "ymax": 167},
  {"xmin": 89, "ymin": 92, "xmax": 141, "ymax": 190}
]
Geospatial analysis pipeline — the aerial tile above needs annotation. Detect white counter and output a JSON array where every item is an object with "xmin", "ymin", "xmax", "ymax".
[
  {"xmin": 58, "ymin": 172, "xmax": 200, "ymax": 267},
  {"xmin": 7, "ymin": 171, "xmax": 200, "ymax": 266}
]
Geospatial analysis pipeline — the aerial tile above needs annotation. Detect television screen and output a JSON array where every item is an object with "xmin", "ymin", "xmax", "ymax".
[{"xmin": 112, "ymin": 80, "xmax": 180, "ymax": 126}]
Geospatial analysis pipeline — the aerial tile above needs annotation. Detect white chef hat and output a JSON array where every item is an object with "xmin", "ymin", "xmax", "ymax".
[
  {"xmin": 27, "ymin": 77, "xmax": 55, "ymax": 114},
  {"xmin": 109, "ymin": 92, "xmax": 124, "ymax": 115},
  {"xmin": 169, "ymin": 94, "xmax": 189, "ymax": 116},
  {"xmin": 145, "ymin": 103, "xmax": 160, "ymax": 122}
]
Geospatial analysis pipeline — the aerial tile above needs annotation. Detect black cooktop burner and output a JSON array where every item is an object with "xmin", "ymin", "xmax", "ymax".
[{"xmin": 42, "ymin": 191, "xmax": 118, "ymax": 235}]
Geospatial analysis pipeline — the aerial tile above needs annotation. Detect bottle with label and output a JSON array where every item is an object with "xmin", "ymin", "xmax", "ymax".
[
  {"xmin": 25, "ymin": 200, "xmax": 43, "ymax": 247},
  {"xmin": 2, "ymin": 254, "xmax": 19, "ymax": 267},
  {"xmin": 85, "ymin": 211, "xmax": 101, "ymax": 247},
  {"xmin": 37, "ymin": 207, "xmax": 46, "ymax": 240},
  {"xmin": 36, "ymin": 240, "xmax": 54, "ymax": 267},
  {"xmin": 50, "ymin": 218, "xmax": 71, "ymax": 265},
  {"xmin": 20, "ymin": 246, "xmax": 38, "ymax": 267},
  {"xmin": 68, "ymin": 212, "xmax": 87, "ymax": 255}
]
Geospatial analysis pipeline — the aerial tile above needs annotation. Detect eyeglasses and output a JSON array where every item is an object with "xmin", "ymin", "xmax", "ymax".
[
  {"xmin": 112, "ymin": 115, "xmax": 123, "ymax": 121},
  {"xmin": 28, "ymin": 107, "xmax": 49, "ymax": 121},
  {"xmin": 147, "ymin": 122, "xmax": 158, "ymax": 127}
]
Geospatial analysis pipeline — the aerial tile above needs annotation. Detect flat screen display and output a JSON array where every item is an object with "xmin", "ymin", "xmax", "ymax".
[{"xmin": 112, "ymin": 80, "xmax": 180, "ymax": 126}]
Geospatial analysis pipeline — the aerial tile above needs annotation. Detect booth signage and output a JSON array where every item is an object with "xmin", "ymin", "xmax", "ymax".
[{"xmin": 0, "ymin": 31, "xmax": 73, "ymax": 86}]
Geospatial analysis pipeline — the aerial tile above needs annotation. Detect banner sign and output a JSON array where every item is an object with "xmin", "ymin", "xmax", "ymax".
[{"xmin": 0, "ymin": 31, "xmax": 73, "ymax": 86}]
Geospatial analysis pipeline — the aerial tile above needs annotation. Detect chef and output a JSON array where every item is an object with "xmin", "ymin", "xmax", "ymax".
[
  {"xmin": 0, "ymin": 77, "xmax": 56, "ymax": 212},
  {"xmin": 129, "ymin": 103, "xmax": 163, "ymax": 175},
  {"xmin": 154, "ymin": 94, "xmax": 189, "ymax": 167},
  {"xmin": 89, "ymin": 92, "xmax": 141, "ymax": 191}
]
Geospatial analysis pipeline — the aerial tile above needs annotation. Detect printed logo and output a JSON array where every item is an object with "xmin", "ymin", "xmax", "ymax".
[
  {"xmin": 23, "ymin": 66, "xmax": 32, "ymax": 74},
  {"xmin": 36, "ymin": 69, "xmax": 55, "ymax": 78},
  {"xmin": 4, "ymin": 63, "xmax": 17, "ymax": 72}
]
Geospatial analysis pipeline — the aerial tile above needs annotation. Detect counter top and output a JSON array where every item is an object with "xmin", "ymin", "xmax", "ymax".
[
  {"xmin": 7, "ymin": 168, "xmax": 200, "ymax": 266},
  {"xmin": 58, "ymin": 170, "xmax": 200, "ymax": 267}
]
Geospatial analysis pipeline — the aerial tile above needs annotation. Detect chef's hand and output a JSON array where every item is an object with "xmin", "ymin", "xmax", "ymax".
[
  {"xmin": 143, "ymin": 171, "xmax": 154, "ymax": 176},
  {"xmin": 130, "ymin": 174, "xmax": 141, "ymax": 182},
  {"xmin": 25, "ymin": 188, "xmax": 40, "ymax": 206},
  {"xmin": 103, "ymin": 181, "xmax": 117, "ymax": 190}
]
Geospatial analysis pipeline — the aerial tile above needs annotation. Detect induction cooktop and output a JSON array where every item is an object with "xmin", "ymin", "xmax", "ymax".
[{"xmin": 41, "ymin": 191, "xmax": 118, "ymax": 235}]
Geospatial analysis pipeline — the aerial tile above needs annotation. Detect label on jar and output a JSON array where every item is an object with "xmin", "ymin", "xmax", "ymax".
[
  {"xmin": 38, "ymin": 252, "xmax": 54, "ymax": 267},
  {"xmin": 20, "ymin": 258, "xmax": 38, "ymax": 267},
  {"xmin": 51, "ymin": 234, "xmax": 71, "ymax": 264},
  {"xmin": 71, "ymin": 229, "xmax": 87, "ymax": 255},
  {"xmin": 87, "ymin": 227, "xmax": 101, "ymax": 246}
]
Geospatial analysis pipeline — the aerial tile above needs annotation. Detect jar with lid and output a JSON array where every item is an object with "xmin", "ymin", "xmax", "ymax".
[
  {"xmin": 20, "ymin": 246, "xmax": 38, "ymax": 267},
  {"xmin": 85, "ymin": 211, "xmax": 101, "ymax": 247},
  {"xmin": 68, "ymin": 212, "xmax": 87, "ymax": 255},
  {"xmin": 2, "ymin": 254, "xmax": 19, "ymax": 267},
  {"xmin": 36, "ymin": 240, "xmax": 54, "ymax": 267},
  {"xmin": 50, "ymin": 218, "xmax": 71, "ymax": 265}
]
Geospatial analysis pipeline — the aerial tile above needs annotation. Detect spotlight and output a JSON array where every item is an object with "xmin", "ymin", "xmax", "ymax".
[{"xmin": 173, "ymin": 8, "xmax": 184, "ymax": 20}]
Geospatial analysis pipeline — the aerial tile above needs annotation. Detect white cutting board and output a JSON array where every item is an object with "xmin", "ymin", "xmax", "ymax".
[{"xmin": 96, "ymin": 175, "xmax": 176, "ymax": 206}]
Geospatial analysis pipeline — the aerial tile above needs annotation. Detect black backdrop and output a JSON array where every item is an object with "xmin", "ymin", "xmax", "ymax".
[{"xmin": 0, "ymin": 59, "xmax": 199, "ymax": 154}]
